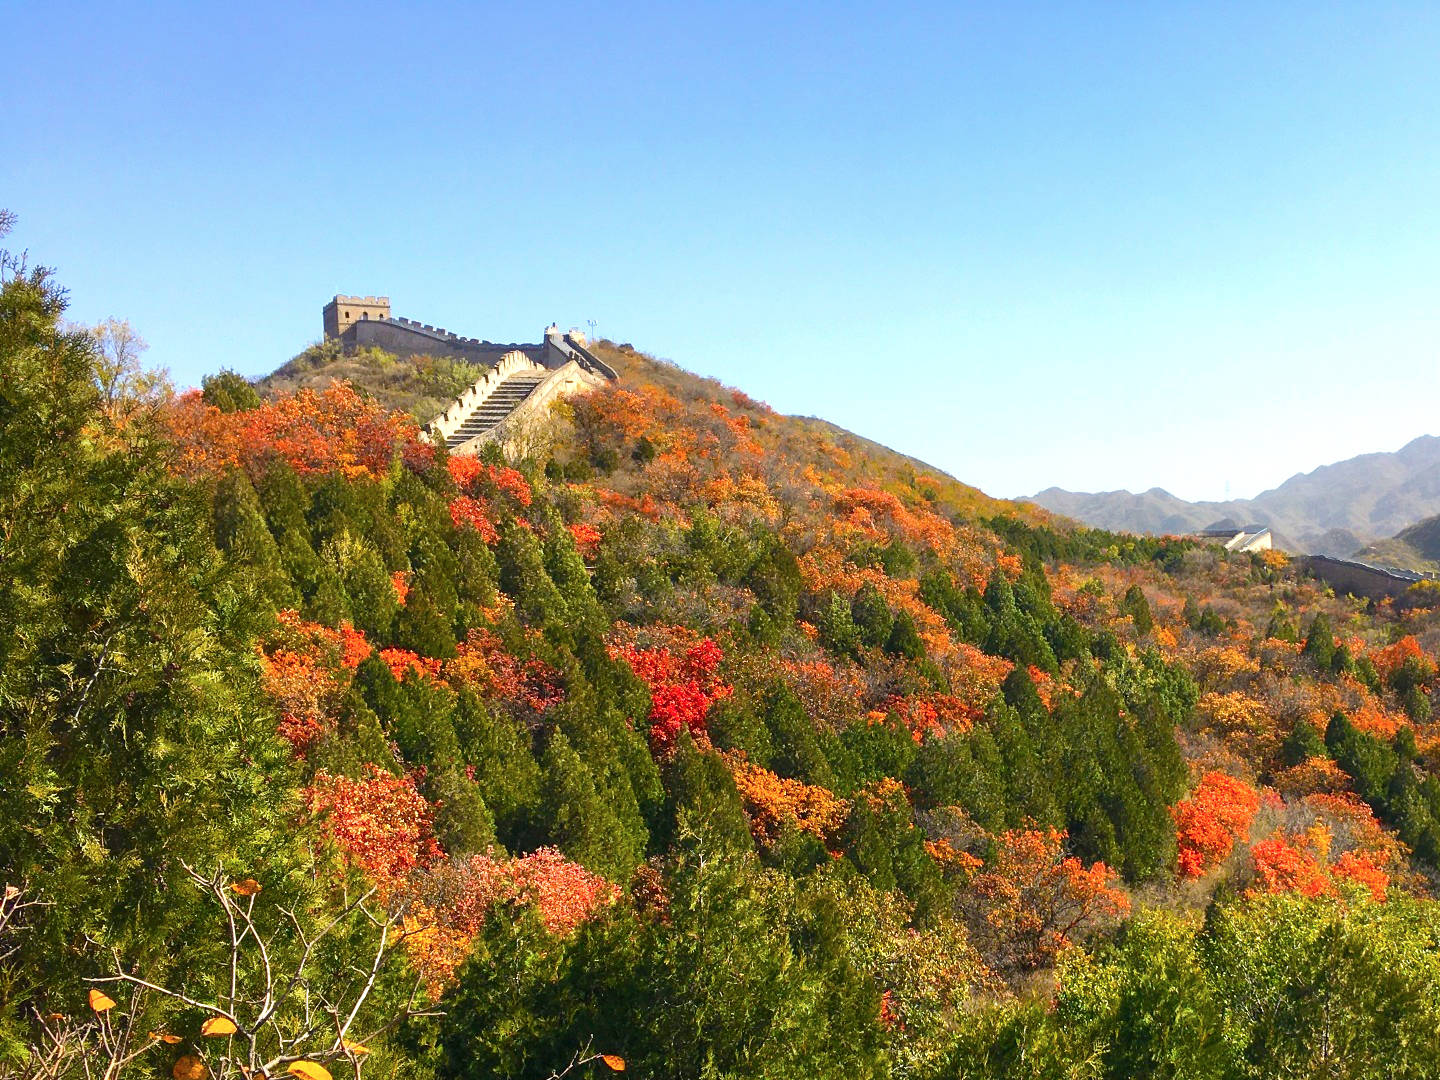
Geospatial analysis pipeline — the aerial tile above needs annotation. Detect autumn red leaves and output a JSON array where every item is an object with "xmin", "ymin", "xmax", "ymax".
[
  {"xmin": 183, "ymin": 369, "xmax": 1437, "ymax": 1018},
  {"xmin": 1173, "ymin": 771, "xmax": 1394, "ymax": 901}
]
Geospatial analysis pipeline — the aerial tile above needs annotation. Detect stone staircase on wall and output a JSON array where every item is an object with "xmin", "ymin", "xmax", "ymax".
[
  {"xmin": 443, "ymin": 370, "xmax": 548, "ymax": 448},
  {"xmin": 424, "ymin": 337, "xmax": 615, "ymax": 455}
]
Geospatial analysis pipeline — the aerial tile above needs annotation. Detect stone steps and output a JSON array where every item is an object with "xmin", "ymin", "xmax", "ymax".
[{"xmin": 445, "ymin": 374, "xmax": 547, "ymax": 448}]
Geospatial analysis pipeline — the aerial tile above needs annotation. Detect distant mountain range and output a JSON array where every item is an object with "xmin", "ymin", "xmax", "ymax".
[{"xmin": 1026, "ymin": 434, "xmax": 1440, "ymax": 557}]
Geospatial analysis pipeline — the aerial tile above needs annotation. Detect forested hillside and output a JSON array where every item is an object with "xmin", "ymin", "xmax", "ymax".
[{"xmin": 6, "ymin": 229, "xmax": 1440, "ymax": 1078}]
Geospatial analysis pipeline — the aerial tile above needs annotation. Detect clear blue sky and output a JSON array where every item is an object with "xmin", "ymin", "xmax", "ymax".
[{"xmin": 6, "ymin": 2, "xmax": 1439, "ymax": 502}]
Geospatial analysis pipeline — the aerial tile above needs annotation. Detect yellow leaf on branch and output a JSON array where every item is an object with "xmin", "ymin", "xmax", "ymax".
[{"xmin": 287, "ymin": 1063, "xmax": 333, "ymax": 1080}]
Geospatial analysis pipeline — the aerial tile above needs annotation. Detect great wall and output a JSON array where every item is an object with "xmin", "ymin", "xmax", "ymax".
[
  {"xmin": 322, "ymin": 294, "xmax": 616, "ymax": 454},
  {"xmin": 323, "ymin": 295, "xmax": 1440, "ymax": 602},
  {"xmin": 1299, "ymin": 554, "xmax": 1440, "ymax": 601}
]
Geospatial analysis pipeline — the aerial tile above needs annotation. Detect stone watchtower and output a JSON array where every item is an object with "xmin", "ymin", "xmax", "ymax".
[{"xmin": 323, "ymin": 295, "xmax": 391, "ymax": 340}]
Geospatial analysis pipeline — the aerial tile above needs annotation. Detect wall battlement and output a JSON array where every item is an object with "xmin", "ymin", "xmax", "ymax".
[
  {"xmin": 321, "ymin": 292, "xmax": 618, "ymax": 456},
  {"xmin": 323, "ymin": 294, "xmax": 392, "ymax": 339},
  {"xmin": 321, "ymin": 294, "xmax": 617, "ymax": 382}
]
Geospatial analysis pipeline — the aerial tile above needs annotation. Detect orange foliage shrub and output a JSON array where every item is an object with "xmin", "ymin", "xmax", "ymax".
[
  {"xmin": 970, "ymin": 827, "xmax": 1129, "ymax": 972},
  {"xmin": 943, "ymin": 644, "xmax": 1015, "ymax": 711},
  {"xmin": 391, "ymin": 569, "xmax": 411, "ymax": 607},
  {"xmin": 857, "ymin": 776, "xmax": 911, "ymax": 814},
  {"xmin": 1331, "ymin": 850, "xmax": 1390, "ymax": 901},
  {"xmin": 832, "ymin": 487, "xmax": 958, "ymax": 559},
  {"xmin": 1349, "ymin": 698, "xmax": 1405, "ymax": 739},
  {"xmin": 1289, "ymin": 792, "xmax": 1403, "ymax": 896},
  {"xmin": 1250, "ymin": 829, "xmax": 1333, "ymax": 899},
  {"xmin": 379, "ymin": 647, "xmax": 444, "ymax": 684},
  {"xmin": 1370, "ymin": 635, "xmax": 1433, "ymax": 682},
  {"xmin": 923, "ymin": 838, "xmax": 984, "ymax": 874},
  {"xmin": 725, "ymin": 754, "xmax": 850, "ymax": 846},
  {"xmin": 698, "ymin": 473, "xmax": 782, "ymax": 524},
  {"xmin": 164, "ymin": 383, "xmax": 430, "ymax": 480},
  {"xmin": 1272, "ymin": 756, "xmax": 1351, "ymax": 798},
  {"xmin": 1249, "ymin": 810, "xmax": 1391, "ymax": 902},
  {"xmin": 1026, "ymin": 666, "xmax": 1060, "ymax": 710},
  {"xmin": 886, "ymin": 693, "xmax": 980, "ymax": 743},
  {"xmin": 774, "ymin": 657, "xmax": 866, "ymax": 732},
  {"xmin": 995, "ymin": 553, "xmax": 1024, "ymax": 582},
  {"xmin": 446, "ymin": 628, "xmax": 563, "ymax": 713},
  {"xmin": 570, "ymin": 385, "xmax": 685, "ymax": 455},
  {"xmin": 797, "ymin": 547, "xmax": 955, "ymax": 658}
]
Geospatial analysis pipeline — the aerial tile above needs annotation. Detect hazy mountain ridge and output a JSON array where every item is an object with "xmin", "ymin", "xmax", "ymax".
[{"xmin": 1028, "ymin": 434, "xmax": 1440, "ymax": 557}]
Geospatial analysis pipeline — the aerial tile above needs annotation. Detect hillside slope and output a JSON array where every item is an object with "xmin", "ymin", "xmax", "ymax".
[
  {"xmin": 1358, "ymin": 513, "xmax": 1440, "ymax": 572},
  {"xmin": 591, "ymin": 341, "xmax": 1053, "ymax": 527},
  {"xmin": 1028, "ymin": 433, "xmax": 1440, "ymax": 555},
  {"xmin": 257, "ymin": 338, "xmax": 490, "ymax": 420},
  {"xmin": 11, "ymin": 268, "xmax": 1440, "ymax": 1079}
]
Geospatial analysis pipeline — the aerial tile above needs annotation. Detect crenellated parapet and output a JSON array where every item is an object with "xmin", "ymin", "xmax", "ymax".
[{"xmin": 322, "ymin": 295, "xmax": 391, "ymax": 338}]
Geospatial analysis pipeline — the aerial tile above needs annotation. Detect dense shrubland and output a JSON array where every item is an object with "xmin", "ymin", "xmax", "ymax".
[{"xmin": 4, "ymin": 224, "xmax": 1440, "ymax": 1077}]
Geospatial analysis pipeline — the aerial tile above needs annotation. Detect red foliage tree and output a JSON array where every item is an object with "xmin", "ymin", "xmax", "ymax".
[
  {"xmin": 567, "ymin": 522, "xmax": 603, "ymax": 560},
  {"xmin": 447, "ymin": 455, "xmax": 533, "ymax": 507},
  {"xmin": 1172, "ymin": 771, "xmax": 1261, "ymax": 878},
  {"xmin": 257, "ymin": 610, "xmax": 372, "ymax": 753},
  {"xmin": 306, "ymin": 766, "xmax": 442, "ymax": 892},
  {"xmin": 612, "ymin": 633, "xmax": 732, "ymax": 757},
  {"xmin": 404, "ymin": 847, "xmax": 620, "ymax": 992},
  {"xmin": 448, "ymin": 494, "xmax": 499, "ymax": 543}
]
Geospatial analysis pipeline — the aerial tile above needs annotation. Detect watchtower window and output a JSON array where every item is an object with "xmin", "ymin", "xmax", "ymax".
[
  {"xmin": 344, "ymin": 310, "xmax": 350, "ymax": 319},
  {"xmin": 361, "ymin": 312, "xmax": 369, "ymax": 320}
]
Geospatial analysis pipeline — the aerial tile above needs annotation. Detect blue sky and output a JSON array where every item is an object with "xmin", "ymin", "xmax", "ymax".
[{"xmin": 5, "ymin": 2, "xmax": 1439, "ymax": 502}]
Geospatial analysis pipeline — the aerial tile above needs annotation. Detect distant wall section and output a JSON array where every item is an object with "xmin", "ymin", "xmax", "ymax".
[
  {"xmin": 1301, "ymin": 555, "xmax": 1438, "ymax": 600},
  {"xmin": 322, "ymin": 296, "xmax": 617, "ymax": 381}
]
